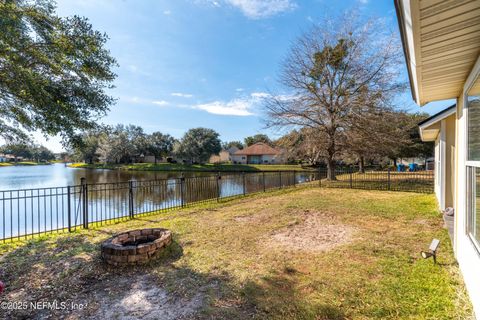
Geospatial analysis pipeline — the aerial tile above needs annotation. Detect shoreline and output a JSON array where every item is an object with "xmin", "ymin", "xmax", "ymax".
[
  {"xmin": 0, "ymin": 162, "xmax": 53, "ymax": 167},
  {"xmin": 68, "ymin": 162, "xmax": 316, "ymax": 172}
]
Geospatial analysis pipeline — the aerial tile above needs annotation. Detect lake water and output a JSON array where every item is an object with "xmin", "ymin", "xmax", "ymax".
[
  {"xmin": 0, "ymin": 164, "xmax": 317, "ymax": 240},
  {"xmin": 0, "ymin": 163, "xmax": 214, "ymax": 191}
]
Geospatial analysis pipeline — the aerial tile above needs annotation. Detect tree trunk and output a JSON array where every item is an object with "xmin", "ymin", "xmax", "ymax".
[
  {"xmin": 326, "ymin": 158, "xmax": 336, "ymax": 180},
  {"xmin": 359, "ymin": 156, "xmax": 365, "ymax": 174},
  {"xmin": 392, "ymin": 158, "xmax": 397, "ymax": 168},
  {"xmin": 154, "ymin": 156, "xmax": 157, "ymax": 165}
]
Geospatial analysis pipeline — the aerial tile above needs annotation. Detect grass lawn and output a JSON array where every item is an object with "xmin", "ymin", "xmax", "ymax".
[
  {"xmin": 68, "ymin": 162, "xmax": 312, "ymax": 172},
  {"xmin": 0, "ymin": 188, "xmax": 472, "ymax": 319},
  {"xmin": 0, "ymin": 162, "xmax": 51, "ymax": 167}
]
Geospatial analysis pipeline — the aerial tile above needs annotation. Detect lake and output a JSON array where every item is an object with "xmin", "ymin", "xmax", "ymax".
[
  {"xmin": 0, "ymin": 164, "xmax": 317, "ymax": 240},
  {"xmin": 0, "ymin": 163, "xmax": 215, "ymax": 191}
]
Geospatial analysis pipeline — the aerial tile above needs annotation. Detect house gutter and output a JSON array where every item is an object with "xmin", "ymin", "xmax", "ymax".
[{"xmin": 394, "ymin": 0, "xmax": 421, "ymax": 106}]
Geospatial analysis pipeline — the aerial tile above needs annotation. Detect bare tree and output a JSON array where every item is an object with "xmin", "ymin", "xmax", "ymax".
[
  {"xmin": 344, "ymin": 109, "xmax": 411, "ymax": 172},
  {"xmin": 264, "ymin": 14, "xmax": 405, "ymax": 179},
  {"xmin": 276, "ymin": 128, "xmax": 328, "ymax": 165}
]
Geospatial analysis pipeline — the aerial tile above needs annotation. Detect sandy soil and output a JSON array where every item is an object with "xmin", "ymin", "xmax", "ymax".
[
  {"xmin": 266, "ymin": 210, "xmax": 357, "ymax": 252},
  {"xmin": 89, "ymin": 274, "xmax": 205, "ymax": 320}
]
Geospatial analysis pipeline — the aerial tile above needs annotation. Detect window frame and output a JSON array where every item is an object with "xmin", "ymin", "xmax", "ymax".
[{"xmin": 464, "ymin": 59, "xmax": 480, "ymax": 252}]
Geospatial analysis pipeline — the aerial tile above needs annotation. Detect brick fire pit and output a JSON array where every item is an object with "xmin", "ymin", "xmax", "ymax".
[{"xmin": 101, "ymin": 228, "xmax": 172, "ymax": 265}]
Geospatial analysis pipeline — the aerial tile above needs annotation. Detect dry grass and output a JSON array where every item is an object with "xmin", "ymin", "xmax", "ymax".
[{"xmin": 0, "ymin": 188, "xmax": 473, "ymax": 319}]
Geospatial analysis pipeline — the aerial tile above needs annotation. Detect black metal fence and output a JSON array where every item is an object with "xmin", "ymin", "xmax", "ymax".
[
  {"xmin": 318, "ymin": 167, "xmax": 434, "ymax": 193},
  {"xmin": 0, "ymin": 168, "xmax": 434, "ymax": 242},
  {"xmin": 0, "ymin": 171, "xmax": 319, "ymax": 242}
]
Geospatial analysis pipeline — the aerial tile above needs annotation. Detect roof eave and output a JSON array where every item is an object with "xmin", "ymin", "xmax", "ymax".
[{"xmin": 394, "ymin": 0, "xmax": 423, "ymax": 106}]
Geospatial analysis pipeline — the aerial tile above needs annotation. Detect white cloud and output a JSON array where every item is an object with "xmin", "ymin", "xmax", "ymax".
[
  {"xmin": 123, "ymin": 96, "xmax": 169, "ymax": 106},
  {"xmin": 195, "ymin": 99, "xmax": 254, "ymax": 116},
  {"xmin": 200, "ymin": 0, "xmax": 296, "ymax": 19},
  {"xmin": 250, "ymin": 92, "xmax": 271, "ymax": 98},
  {"xmin": 152, "ymin": 100, "xmax": 169, "ymax": 106},
  {"xmin": 358, "ymin": 0, "xmax": 368, "ymax": 3},
  {"xmin": 227, "ymin": 0, "xmax": 296, "ymax": 19},
  {"xmin": 163, "ymin": 10, "xmax": 171, "ymax": 15},
  {"xmin": 235, "ymin": 88, "xmax": 244, "ymax": 92},
  {"xmin": 171, "ymin": 92, "xmax": 194, "ymax": 98},
  {"xmin": 193, "ymin": 92, "xmax": 269, "ymax": 116}
]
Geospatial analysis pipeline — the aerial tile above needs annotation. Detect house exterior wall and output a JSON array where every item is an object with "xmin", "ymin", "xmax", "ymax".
[
  {"xmin": 230, "ymin": 154, "xmax": 285, "ymax": 165},
  {"xmin": 210, "ymin": 151, "xmax": 234, "ymax": 164},
  {"xmin": 231, "ymin": 155, "xmax": 247, "ymax": 164},
  {"xmin": 454, "ymin": 68, "xmax": 480, "ymax": 318},
  {"xmin": 434, "ymin": 136, "xmax": 441, "ymax": 204},
  {"xmin": 445, "ymin": 114, "xmax": 456, "ymax": 209}
]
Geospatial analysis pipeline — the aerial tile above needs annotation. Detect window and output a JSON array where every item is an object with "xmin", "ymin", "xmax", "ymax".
[
  {"xmin": 467, "ymin": 167, "xmax": 480, "ymax": 248},
  {"xmin": 466, "ymin": 74, "xmax": 480, "ymax": 249},
  {"xmin": 468, "ymin": 93, "xmax": 480, "ymax": 161}
]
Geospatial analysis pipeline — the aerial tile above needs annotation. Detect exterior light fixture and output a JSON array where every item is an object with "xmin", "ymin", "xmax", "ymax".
[{"xmin": 421, "ymin": 239, "xmax": 440, "ymax": 264}]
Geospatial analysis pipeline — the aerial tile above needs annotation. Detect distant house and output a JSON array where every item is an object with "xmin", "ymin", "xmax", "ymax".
[
  {"xmin": 0, "ymin": 154, "xmax": 19, "ymax": 162},
  {"xmin": 231, "ymin": 143, "xmax": 285, "ymax": 165},
  {"xmin": 209, "ymin": 147, "xmax": 239, "ymax": 164}
]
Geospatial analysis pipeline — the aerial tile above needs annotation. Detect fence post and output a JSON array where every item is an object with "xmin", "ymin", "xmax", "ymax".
[
  {"xmin": 319, "ymin": 167, "xmax": 322, "ymax": 187},
  {"xmin": 263, "ymin": 171, "xmax": 266, "ymax": 192},
  {"xmin": 350, "ymin": 167, "xmax": 353, "ymax": 189},
  {"xmin": 180, "ymin": 175, "xmax": 185, "ymax": 207},
  {"xmin": 81, "ymin": 177, "xmax": 88, "ymax": 229},
  {"xmin": 279, "ymin": 171, "xmax": 282, "ymax": 189},
  {"xmin": 242, "ymin": 172, "xmax": 246, "ymax": 196},
  {"xmin": 387, "ymin": 167, "xmax": 391, "ymax": 191},
  {"xmin": 293, "ymin": 170, "xmax": 296, "ymax": 187},
  {"xmin": 128, "ymin": 180, "xmax": 134, "ymax": 218},
  {"xmin": 67, "ymin": 186, "xmax": 72, "ymax": 232},
  {"xmin": 216, "ymin": 173, "xmax": 221, "ymax": 202}
]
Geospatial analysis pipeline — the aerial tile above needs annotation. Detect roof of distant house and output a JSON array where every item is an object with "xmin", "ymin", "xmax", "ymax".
[{"xmin": 233, "ymin": 142, "xmax": 280, "ymax": 156}]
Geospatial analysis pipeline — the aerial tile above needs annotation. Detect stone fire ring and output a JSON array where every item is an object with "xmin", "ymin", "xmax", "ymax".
[{"xmin": 101, "ymin": 228, "xmax": 172, "ymax": 265}]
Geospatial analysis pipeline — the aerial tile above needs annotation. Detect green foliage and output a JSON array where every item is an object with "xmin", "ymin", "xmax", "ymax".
[
  {"xmin": 244, "ymin": 134, "xmax": 272, "ymax": 147},
  {"xmin": 176, "ymin": 128, "xmax": 222, "ymax": 163},
  {"xmin": 0, "ymin": 0, "xmax": 117, "ymax": 142},
  {"xmin": 399, "ymin": 113, "xmax": 434, "ymax": 159},
  {"xmin": 386, "ymin": 112, "xmax": 434, "ymax": 162},
  {"xmin": 222, "ymin": 140, "xmax": 244, "ymax": 150},
  {"xmin": 146, "ymin": 132, "xmax": 175, "ymax": 163},
  {"xmin": 97, "ymin": 124, "xmax": 142, "ymax": 164},
  {"xmin": 0, "ymin": 142, "xmax": 55, "ymax": 162}
]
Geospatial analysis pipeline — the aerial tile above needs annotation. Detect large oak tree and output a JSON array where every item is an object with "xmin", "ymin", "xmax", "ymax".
[
  {"xmin": 264, "ymin": 15, "xmax": 405, "ymax": 179},
  {"xmin": 0, "ymin": 0, "xmax": 117, "ymax": 143}
]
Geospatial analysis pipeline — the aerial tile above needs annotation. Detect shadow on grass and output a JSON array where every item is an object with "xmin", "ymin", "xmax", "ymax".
[
  {"xmin": 242, "ymin": 268, "xmax": 346, "ymax": 320},
  {"xmin": 0, "ymin": 234, "xmax": 348, "ymax": 319}
]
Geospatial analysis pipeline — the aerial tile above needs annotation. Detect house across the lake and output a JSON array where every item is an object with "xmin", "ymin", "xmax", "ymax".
[
  {"xmin": 231, "ymin": 142, "xmax": 285, "ymax": 165},
  {"xmin": 209, "ymin": 147, "xmax": 239, "ymax": 164},
  {"xmin": 395, "ymin": 0, "xmax": 480, "ymax": 316}
]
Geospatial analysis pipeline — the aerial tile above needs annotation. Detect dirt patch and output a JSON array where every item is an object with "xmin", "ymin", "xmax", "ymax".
[
  {"xmin": 266, "ymin": 210, "xmax": 357, "ymax": 252},
  {"xmin": 88, "ymin": 274, "xmax": 205, "ymax": 320}
]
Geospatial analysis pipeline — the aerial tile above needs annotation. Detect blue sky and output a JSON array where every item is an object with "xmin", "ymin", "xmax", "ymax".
[{"xmin": 37, "ymin": 0, "xmax": 453, "ymax": 152}]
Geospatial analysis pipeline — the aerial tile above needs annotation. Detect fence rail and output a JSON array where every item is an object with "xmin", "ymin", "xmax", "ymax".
[
  {"xmin": 0, "ymin": 168, "xmax": 434, "ymax": 242},
  {"xmin": 318, "ymin": 167, "xmax": 434, "ymax": 193},
  {"xmin": 0, "ymin": 171, "xmax": 319, "ymax": 242}
]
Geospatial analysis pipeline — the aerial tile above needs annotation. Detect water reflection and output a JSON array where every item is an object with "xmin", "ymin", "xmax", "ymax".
[{"xmin": 0, "ymin": 165, "xmax": 317, "ymax": 240}]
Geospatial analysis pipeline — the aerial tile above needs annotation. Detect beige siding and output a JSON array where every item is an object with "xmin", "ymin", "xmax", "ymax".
[{"xmin": 445, "ymin": 114, "xmax": 456, "ymax": 208}]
